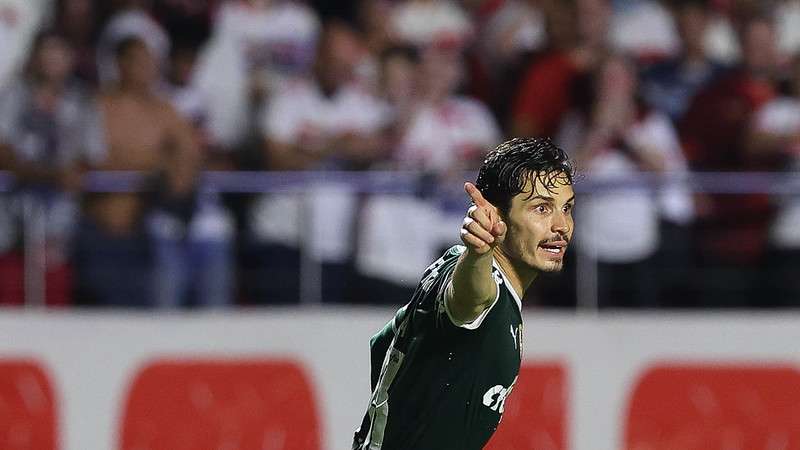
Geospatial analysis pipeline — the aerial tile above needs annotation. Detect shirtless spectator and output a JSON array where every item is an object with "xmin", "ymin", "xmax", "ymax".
[{"xmin": 74, "ymin": 37, "xmax": 199, "ymax": 307}]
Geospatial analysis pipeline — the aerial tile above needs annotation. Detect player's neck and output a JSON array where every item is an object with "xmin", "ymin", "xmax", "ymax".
[{"xmin": 492, "ymin": 247, "xmax": 537, "ymax": 299}]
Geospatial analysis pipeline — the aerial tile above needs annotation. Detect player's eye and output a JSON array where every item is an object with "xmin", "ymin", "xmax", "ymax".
[
  {"xmin": 533, "ymin": 204, "xmax": 551, "ymax": 215},
  {"xmin": 563, "ymin": 203, "xmax": 574, "ymax": 214}
]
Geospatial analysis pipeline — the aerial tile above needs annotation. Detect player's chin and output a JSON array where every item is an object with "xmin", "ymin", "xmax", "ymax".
[
  {"xmin": 531, "ymin": 248, "xmax": 566, "ymax": 273},
  {"xmin": 538, "ymin": 260, "xmax": 565, "ymax": 273},
  {"xmin": 526, "ymin": 257, "xmax": 565, "ymax": 274}
]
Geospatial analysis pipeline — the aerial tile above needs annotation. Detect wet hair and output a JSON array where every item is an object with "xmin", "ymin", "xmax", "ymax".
[{"xmin": 475, "ymin": 137, "xmax": 575, "ymax": 214}]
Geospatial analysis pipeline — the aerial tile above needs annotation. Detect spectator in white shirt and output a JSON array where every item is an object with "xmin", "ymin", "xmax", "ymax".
[
  {"xmin": 611, "ymin": 0, "xmax": 679, "ymax": 61},
  {"xmin": 260, "ymin": 21, "xmax": 389, "ymax": 171},
  {"xmin": 245, "ymin": 21, "xmax": 391, "ymax": 304},
  {"xmin": 0, "ymin": 0, "xmax": 52, "ymax": 89},
  {"xmin": 394, "ymin": 46, "xmax": 500, "ymax": 174},
  {"xmin": 355, "ymin": 46, "xmax": 501, "ymax": 302},
  {"xmin": 557, "ymin": 54, "xmax": 694, "ymax": 307},
  {"xmin": 193, "ymin": 0, "xmax": 320, "ymax": 148},
  {"xmin": 474, "ymin": 0, "xmax": 546, "ymax": 72},
  {"xmin": 390, "ymin": 0, "xmax": 473, "ymax": 49}
]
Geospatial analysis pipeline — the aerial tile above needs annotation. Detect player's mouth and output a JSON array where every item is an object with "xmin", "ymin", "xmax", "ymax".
[{"xmin": 537, "ymin": 239, "xmax": 568, "ymax": 258}]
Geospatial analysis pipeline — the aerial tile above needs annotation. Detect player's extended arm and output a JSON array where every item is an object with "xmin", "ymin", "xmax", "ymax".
[{"xmin": 446, "ymin": 182, "xmax": 507, "ymax": 324}]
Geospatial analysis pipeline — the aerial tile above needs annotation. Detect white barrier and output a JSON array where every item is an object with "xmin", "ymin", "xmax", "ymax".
[{"xmin": 0, "ymin": 309, "xmax": 799, "ymax": 450}]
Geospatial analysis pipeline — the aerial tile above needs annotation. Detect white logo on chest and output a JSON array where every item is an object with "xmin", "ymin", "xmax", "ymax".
[
  {"xmin": 482, "ymin": 376, "xmax": 517, "ymax": 415},
  {"xmin": 510, "ymin": 324, "xmax": 519, "ymax": 349}
]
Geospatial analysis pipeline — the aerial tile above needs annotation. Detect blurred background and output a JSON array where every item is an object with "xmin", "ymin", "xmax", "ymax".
[
  {"xmin": 1, "ymin": 0, "xmax": 799, "ymax": 310},
  {"xmin": 2, "ymin": 1, "xmax": 800, "ymax": 449}
]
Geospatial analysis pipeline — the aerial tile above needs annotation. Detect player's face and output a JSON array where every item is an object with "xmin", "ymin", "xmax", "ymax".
[{"xmin": 501, "ymin": 173, "xmax": 574, "ymax": 273}]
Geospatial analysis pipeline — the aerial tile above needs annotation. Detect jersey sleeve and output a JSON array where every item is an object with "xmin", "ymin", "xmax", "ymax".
[
  {"xmin": 368, "ymin": 304, "xmax": 408, "ymax": 390},
  {"xmin": 421, "ymin": 246, "xmax": 502, "ymax": 331},
  {"xmin": 440, "ymin": 265, "xmax": 502, "ymax": 330},
  {"xmin": 368, "ymin": 319, "xmax": 395, "ymax": 391},
  {"xmin": 442, "ymin": 274, "xmax": 501, "ymax": 330}
]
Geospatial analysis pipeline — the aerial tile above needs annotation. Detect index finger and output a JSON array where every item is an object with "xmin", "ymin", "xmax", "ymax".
[{"xmin": 464, "ymin": 182, "xmax": 490, "ymax": 208}]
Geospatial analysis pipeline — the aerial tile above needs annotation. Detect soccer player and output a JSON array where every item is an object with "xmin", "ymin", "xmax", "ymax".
[{"xmin": 352, "ymin": 137, "xmax": 575, "ymax": 449}]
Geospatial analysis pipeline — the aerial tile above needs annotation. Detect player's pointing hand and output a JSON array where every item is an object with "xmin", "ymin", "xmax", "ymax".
[{"xmin": 461, "ymin": 182, "xmax": 507, "ymax": 255}]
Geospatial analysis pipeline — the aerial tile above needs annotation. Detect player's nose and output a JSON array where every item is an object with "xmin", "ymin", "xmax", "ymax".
[{"xmin": 551, "ymin": 211, "xmax": 570, "ymax": 235}]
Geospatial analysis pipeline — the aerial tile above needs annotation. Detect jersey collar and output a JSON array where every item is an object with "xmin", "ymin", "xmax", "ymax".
[{"xmin": 491, "ymin": 259, "xmax": 522, "ymax": 312}]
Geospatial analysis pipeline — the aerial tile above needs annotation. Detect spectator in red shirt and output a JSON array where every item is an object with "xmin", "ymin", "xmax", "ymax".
[
  {"xmin": 679, "ymin": 11, "xmax": 781, "ymax": 306},
  {"xmin": 747, "ymin": 54, "xmax": 800, "ymax": 306},
  {"xmin": 510, "ymin": 0, "xmax": 611, "ymax": 138}
]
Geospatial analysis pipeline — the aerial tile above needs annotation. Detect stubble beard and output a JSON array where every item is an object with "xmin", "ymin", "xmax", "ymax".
[{"xmin": 539, "ymin": 259, "xmax": 565, "ymax": 274}]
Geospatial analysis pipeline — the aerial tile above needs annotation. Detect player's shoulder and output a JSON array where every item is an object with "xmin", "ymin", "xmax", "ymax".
[
  {"xmin": 436, "ymin": 244, "xmax": 466, "ymax": 266},
  {"xmin": 422, "ymin": 245, "xmax": 464, "ymax": 273},
  {"xmin": 418, "ymin": 245, "xmax": 465, "ymax": 291}
]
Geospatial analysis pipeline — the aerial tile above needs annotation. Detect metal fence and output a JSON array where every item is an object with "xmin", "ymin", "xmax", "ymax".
[{"xmin": 3, "ymin": 170, "xmax": 797, "ymax": 309}]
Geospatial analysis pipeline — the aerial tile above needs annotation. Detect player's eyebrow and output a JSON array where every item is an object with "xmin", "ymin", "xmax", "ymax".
[{"xmin": 527, "ymin": 194, "xmax": 575, "ymax": 204}]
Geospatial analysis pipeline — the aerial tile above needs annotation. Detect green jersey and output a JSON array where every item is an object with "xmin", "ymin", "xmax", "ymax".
[{"xmin": 353, "ymin": 245, "xmax": 524, "ymax": 450}]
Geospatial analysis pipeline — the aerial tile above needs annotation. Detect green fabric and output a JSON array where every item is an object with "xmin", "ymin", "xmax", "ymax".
[{"xmin": 353, "ymin": 245, "xmax": 523, "ymax": 450}]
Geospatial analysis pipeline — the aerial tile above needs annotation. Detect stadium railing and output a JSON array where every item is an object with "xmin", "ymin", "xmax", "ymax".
[{"xmin": 1, "ymin": 170, "xmax": 795, "ymax": 308}]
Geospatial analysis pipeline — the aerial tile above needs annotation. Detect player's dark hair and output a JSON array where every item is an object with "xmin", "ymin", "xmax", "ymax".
[{"xmin": 475, "ymin": 137, "xmax": 575, "ymax": 214}]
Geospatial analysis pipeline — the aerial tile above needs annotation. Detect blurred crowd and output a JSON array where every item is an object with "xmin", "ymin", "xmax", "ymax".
[{"xmin": 0, "ymin": 0, "xmax": 799, "ymax": 309}]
